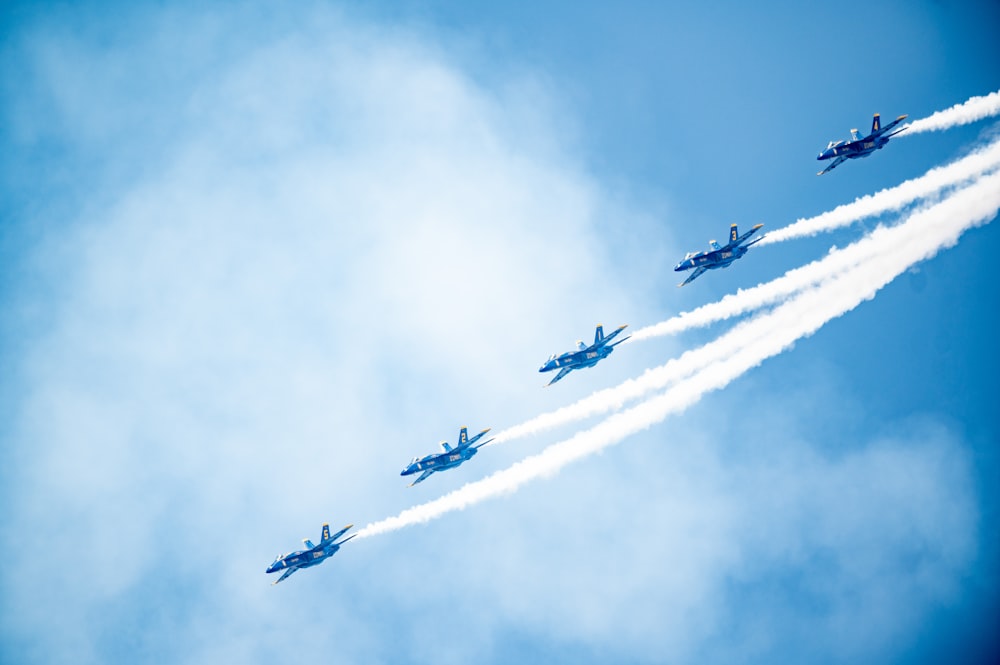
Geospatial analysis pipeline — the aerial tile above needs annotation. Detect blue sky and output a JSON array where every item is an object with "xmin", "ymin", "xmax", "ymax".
[{"xmin": 1, "ymin": 2, "xmax": 998, "ymax": 663}]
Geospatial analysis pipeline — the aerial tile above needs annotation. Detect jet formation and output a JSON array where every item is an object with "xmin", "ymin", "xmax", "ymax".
[
  {"xmin": 266, "ymin": 523, "xmax": 356, "ymax": 585},
  {"xmin": 674, "ymin": 223, "xmax": 765, "ymax": 286},
  {"xmin": 539, "ymin": 324, "xmax": 630, "ymax": 386},
  {"xmin": 401, "ymin": 426, "xmax": 495, "ymax": 486},
  {"xmin": 817, "ymin": 113, "xmax": 908, "ymax": 175},
  {"xmin": 267, "ymin": 107, "xmax": 909, "ymax": 584}
]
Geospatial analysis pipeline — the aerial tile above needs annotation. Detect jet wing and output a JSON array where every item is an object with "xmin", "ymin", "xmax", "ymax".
[
  {"xmin": 871, "ymin": 114, "xmax": 908, "ymax": 138},
  {"xmin": 545, "ymin": 366, "xmax": 574, "ymax": 386},
  {"xmin": 817, "ymin": 155, "xmax": 848, "ymax": 176},
  {"xmin": 327, "ymin": 524, "xmax": 354, "ymax": 543},
  {"xmin": 733, "ymin": 224, "xmax": 764, "ymax": 247},
  {"xmin": 408, "ymin": 469, "xmax": 434, "ymax": 487},
  {"xmin": 272, "ymin": 567, "xmax": 299, "ymax": 585},
  {"xmin": 677, "ymin": 266, "xmax": 708, "ymax": 287},
  {"xmin": 598, "ymin": 324, "xmax": 629, "ymax": 347},
  {"xmin": 466, "ymin": 428, "xmax": 492, "ymax": 447}
]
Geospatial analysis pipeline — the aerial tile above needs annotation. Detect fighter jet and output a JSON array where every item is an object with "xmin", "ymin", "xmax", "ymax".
[
  {"xmin": 816, "ymin": 113, "xmax": 908, "ymax": 175},
  {"xmin": 539, "ymin": 324, "xmax": 630, "ymax": 386},
  {"xmin": 266, "ymin": 522, "xmax": 355, "ymax": 585},
  {"xmin": 674, "ymin": 223, "xmax": 764, "ymax": 287},
  {"xmin": 401, "ymin": 426, "xmax": 494, "ymax": 487}
]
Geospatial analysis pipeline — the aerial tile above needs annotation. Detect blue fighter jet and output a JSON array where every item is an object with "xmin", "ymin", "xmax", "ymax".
[
  {"xmin": 817, "ymin": 113, "xmax": 908, "ymax": 175},
  {"xmin": 674, "ymin": 223, "xmax": 764, "ymax": 286},
  {"xmin": 401, "ymin": 426, "xmax": 494, "ymax": 487},
  {"xmin": 266, "ymin": 522, "xmax": 355, "ymax": 585},
  {"xmin": 539, "ymin": 324, "xmax": 630, "ymax": 386}
]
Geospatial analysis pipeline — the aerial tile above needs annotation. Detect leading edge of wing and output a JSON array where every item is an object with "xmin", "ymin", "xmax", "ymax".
[
  {"xmin": 677, "ymin": 266, "xmax": 708, "ymax": 287},
  {"xmin": 545, "ymin": 366, "xmax": 573, "ymax": 386},
  {"xmin": 817, "ymin": 155, "xmax": 847, "ymax": 176}
]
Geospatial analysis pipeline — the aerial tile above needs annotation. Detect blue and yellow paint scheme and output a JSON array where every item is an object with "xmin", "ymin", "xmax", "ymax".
[
  {"xmin": 401, "ymin": 426, "xmax": 494, "ymax": 487},
  {"xmin": 816, "ymin": 113, "xmax": 908, "ymax": 175},
  {"xmin": 538, "ymin": 324, "xmax": 630, "ymax": 386},
  {"xmin": 266, "ymin": 522, "xmax": 355, "ymax": 585},
  {"xmin": 674, "ymin": 223, "xmax": 764, "ymax": 286}
]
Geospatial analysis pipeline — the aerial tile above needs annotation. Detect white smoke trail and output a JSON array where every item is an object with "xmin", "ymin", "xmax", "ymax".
[
  {"xmin": 758, "ymin": 134, "xmax": 1000, "ymax": 245},
  {"xmin": 906, "ymin": 90, "xmax": 1000, "ymax": 134},
  {"xmin": 495, "ymin": 167, "xmax": 1000, "ymax": 442},
  {"xmin": 356, "ymin": 172, "xmax": 1000, "ymax": 538},
  {"xmin": 633, "ymin": 138, "xmax": 1000, "ymax": 340}
]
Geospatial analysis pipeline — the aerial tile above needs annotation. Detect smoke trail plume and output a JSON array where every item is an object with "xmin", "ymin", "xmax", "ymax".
[
  {"xmin": 356, "ymin": 172, "xmax": 1000, "ymax": 538},
  {"xmin": 906, "ymin": 90, "xmax": 1000, "ymax": 134},
  {"xmin": 495, "ymin": 167, "xmax": 1000, "ymax": 442},
  {"xmin": 759, "ymin": 134, "xmax": 1000, "ymax": 245}
]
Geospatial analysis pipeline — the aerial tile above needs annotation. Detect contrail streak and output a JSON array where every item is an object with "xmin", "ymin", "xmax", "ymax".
[
  {"xmin": 356, "ymin": 172, "xmax": 1000, "ymax": 539},
  {"xmin": 632, "ymin": 139, "xmax": 1000, "ymax": 340},
  {"xmin": 759, "ymin": 134, "xmax": 1000, "ymax": 245},
  {"xmin": 495, "ymin": 165, "xmax": 1000, "ymax": 443},
  {"xmin": 906, "ymin": 90, "xmax": 1000, "ymax": 134}
]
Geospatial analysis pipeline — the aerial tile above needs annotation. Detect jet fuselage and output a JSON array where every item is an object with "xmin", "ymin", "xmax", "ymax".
[
  {"xmin": 400, "ymin": 446, "xmax": 479, "ymax": 477},
  {"xmin": 538, "ymin": 344, "xmax": 615, "ymax": 373},
  {"xmin": 673, "ymin": 243, "xmax": 750, "ymax": 272},
  {"xmin": 817, "ymin": 134, "xmax": 891, "ymax": 162}
]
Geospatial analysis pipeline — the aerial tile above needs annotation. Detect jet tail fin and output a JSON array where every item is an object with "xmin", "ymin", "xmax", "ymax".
[
  {"xmin": 440, "ymin": 441, "xmax": 453, "ymax": 453},
  {"xmin": 594, "ymin": 325, "xmax": 605, "ymax": 345},
  {"xmin": 850, "ymin": 128, "xmax": 862, "ymax": 141},
  {"xmin": 871, "ymin": 113, "xmax": 881, "ymax": 134},
  {"xmin": 321, "ymin": 523, "xmax": 331, "ymax": 542},
  {"xmin": 457, "ymin": 427, "xmax": 468, "ymax": 447},
  {"xmin": 303, "ymin": 539, "xmax": 316, "ymax": 549}
]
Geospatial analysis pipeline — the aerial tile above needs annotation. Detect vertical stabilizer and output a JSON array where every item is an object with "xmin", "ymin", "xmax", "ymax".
[
  {"xmin": 440, "ymin": 441, "xmax": 453, "ymax": 453},
  {"xmin": 321, "ymin": 523, "xmax": 331, "ymax": 542},
  {"xmin": 594, "ymin": 325, "xmax": 605, "ymax": 345},
  {"xmin": 871, "ymin": 113, "xmax": 881, "ymax": 134},
  {"xmin": 729, "ymin": 224, "xmax": 739, "ymax": 245},
  {"xmin": 457, "ymin": 427, "xmax": 469, "ymax": 447}
]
